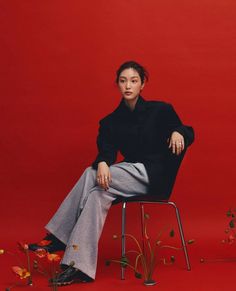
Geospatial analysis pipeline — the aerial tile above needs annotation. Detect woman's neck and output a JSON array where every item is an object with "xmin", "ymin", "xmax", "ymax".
[{"xmin": 124, "ymin": 96, "xmax": 139, "ymax": 111}]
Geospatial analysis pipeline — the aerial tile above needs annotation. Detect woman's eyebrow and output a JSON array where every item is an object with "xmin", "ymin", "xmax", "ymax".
[{"xmin": 119, "ymin": 76, "xmax": 139, "ymax": 79}]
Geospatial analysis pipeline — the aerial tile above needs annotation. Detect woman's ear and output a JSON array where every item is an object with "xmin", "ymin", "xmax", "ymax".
[{"xmin": 141, "ymin": 81, "xmax": 145, "ymax": 91}]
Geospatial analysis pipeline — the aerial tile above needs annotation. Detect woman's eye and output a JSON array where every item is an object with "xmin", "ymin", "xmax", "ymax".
[{"xmin": 132, "ymin": 80, "xmax": 137, "ymax": 83}]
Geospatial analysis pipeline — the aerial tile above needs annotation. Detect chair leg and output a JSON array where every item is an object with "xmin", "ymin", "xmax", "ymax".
[
  {"xmin": 168, "ymin": 202, "xmax": 191, "ymax": 271},
  {"xmin": 121, "ymin": 202, "xmax": 126, "ymax": 280}
]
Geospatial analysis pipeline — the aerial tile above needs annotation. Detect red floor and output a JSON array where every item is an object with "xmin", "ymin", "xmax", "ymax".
[{"xmin": 1, "ymin": 186, "xmax": 235, "ymax": 291}]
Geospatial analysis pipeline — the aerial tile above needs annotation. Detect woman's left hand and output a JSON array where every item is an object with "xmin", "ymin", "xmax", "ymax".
[{"xmin": 168, "ymin": 131, "xmax": 185, "ymax": 155}]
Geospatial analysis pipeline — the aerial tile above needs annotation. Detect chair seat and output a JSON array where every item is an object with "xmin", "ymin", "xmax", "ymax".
[{"xmin": 113, "ymin": 195, "xmax": 168, "ymax": 204}]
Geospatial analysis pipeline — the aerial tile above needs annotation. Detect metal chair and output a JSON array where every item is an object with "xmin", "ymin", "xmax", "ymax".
[
  {"xmin": 115, "ymin": 149, "xmax": 191, "ymax": 279},
  {"xmin": 120, "ymin": 196, "xmax": 191, "ymax": 280}
]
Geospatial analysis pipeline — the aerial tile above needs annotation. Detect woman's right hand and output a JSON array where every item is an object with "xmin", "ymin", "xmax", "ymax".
[{"xmin": 97, "ymin": 162, "xmax": 112, "ymax": 190}]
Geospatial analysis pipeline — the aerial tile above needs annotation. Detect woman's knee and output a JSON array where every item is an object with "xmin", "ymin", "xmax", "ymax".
[{"xmin": 84, "ymin": 166, "xmax": 96, "ymax": 177}]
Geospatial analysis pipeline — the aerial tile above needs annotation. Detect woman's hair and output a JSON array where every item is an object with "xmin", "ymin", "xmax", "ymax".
[{"xmin": 116, "ymin": 61, "xmax": 149, "ymax": 84}]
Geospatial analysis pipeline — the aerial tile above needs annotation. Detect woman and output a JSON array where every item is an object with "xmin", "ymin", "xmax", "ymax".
[{"xmin": 29, "ymin": 61, "xmax": 194, "ymax": 286}]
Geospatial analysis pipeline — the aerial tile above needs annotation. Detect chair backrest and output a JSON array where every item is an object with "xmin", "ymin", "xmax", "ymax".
[
  {"xmin": 161, "ymin": 147, "xmax": 187, "ymax": 199},
  {"xmin": 113, "ymin": 148, "xmax": 187, "ymax": 204}
]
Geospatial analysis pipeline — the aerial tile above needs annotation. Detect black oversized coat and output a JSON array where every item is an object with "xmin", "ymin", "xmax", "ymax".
[{"xmin": 92, "ymin": 96, "xmax": 194, "ymax": 199}]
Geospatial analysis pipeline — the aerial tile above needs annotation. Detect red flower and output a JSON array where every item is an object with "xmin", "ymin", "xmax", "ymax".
[
  {"xmin": 228, "ymin": 234, "xmax": 235, "ymax": 244},
  {"xmin": 35, "ymin": 248, "xmax": 47, "ymax": 258},
  {"xmin": 47, "ymin": 253, "xmax": 61, "ymax": 262},
  {"xmin": 12, "ymin": 266, "xmax": 30, "ymax": 279}
]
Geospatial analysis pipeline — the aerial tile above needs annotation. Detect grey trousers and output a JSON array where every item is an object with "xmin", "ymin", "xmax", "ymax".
[{"xmin": 45, "ymin": 162, "xmax": 149, "ymax": 279}]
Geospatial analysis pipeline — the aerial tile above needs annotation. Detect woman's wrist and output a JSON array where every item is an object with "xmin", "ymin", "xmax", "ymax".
[{"xmin": 98, "ymin": 161, "xmax": 108, "ymax": 166}]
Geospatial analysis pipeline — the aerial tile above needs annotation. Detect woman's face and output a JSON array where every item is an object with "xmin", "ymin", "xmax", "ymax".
[{"xmin": 118, "ymin": 68, "xmax": 145, "ymax": 102}]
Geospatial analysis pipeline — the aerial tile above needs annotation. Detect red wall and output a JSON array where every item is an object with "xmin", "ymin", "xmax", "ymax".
[{"xmin": 1, "ymin": 0, "xmax": 236, "ymax": 236}]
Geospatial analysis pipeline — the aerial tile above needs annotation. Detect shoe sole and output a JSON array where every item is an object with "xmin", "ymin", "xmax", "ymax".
[
  {"xmin": 28, "ymin": 246, "xmax": 65, "ymax": 253},
  {"xmin": 51, "ymin": 278, "xmax": 93, "ymax": 286}
]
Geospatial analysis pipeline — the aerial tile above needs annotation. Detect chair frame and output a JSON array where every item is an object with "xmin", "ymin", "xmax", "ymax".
[{"xmin": 121, "ymin": 200, "xmax": 191, "ymax": 280}]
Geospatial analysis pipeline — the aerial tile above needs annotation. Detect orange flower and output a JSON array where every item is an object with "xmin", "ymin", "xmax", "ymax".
[
  {"xmin": 35, "ymin": 248, "xmax": 47, "ymax": 258},
  {"xmin": 47, "ymin": 253, "xmax": 61, "ymax": 262},
  {"xmin": 38, "ymin": 240, "xmax": 52, "ymax": 246},
  {"xmin": 12, "ymin": 266, "xmax": 30, "ymax": 279}
]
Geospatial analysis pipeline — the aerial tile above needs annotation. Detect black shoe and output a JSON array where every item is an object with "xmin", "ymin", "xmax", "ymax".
[
  {"xmin": 50, "ymin": 265, "xmax": 94, "ymax": 286},
  {"xmin": 28, "ymin": 233, "xmax": 66, "ymax": 253}
]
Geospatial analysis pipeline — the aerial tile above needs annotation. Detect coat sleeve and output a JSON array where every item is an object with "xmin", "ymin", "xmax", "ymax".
[
  {"xmin": 165, "ymin": 104, "xmax": 194, "ymax": 147},
  {"xmin": 92, "ymin": 117, "xmax": 118, "ymax": 169}
]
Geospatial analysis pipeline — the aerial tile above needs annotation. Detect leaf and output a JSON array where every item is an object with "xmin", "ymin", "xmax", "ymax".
[
  {"xmin": 226, "ymin": 210, "xmax": 232, "ymax": 217},
  {"xmin": 169, "ymin": 229, "xmax": 175, "ymax": 237},
  {"xmin": 187, "ymin": 239, "xmax": 195, "ymax": 244},
  {"xmin": 120, "ymin": 256, "xmax": 129, "ymax": 268},
  {"xmin": 170, "ymin": 256, "xmax": 175, "ymax": 263},
  {"xmin": 144, "ymin": 213, "xmax": 150, "ymax": 219},
  {"xmin": 229, "ymin": 220, "xmax": 235, "ymax": 228},
  {"xmin": 156, "ymin": 240, "xmax": 162, "ymax": 246},
  {"xmin": 135, "ymin": 272, "xmax": 142, "ymax": 279}
]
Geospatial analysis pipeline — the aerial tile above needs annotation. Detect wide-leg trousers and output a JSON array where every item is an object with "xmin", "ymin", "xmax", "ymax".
[{"xmin": 45, "ymin": 162, "xmax": 149, "ymax": 279}]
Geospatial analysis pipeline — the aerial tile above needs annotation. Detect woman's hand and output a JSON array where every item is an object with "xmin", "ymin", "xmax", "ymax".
[
  {"xmin": 168, "ymin": 131, "xmax": 185, "ymax": 155},
  {"xmin": 97, "ymin": 162, "xmax": 112, "ymax": 190}
]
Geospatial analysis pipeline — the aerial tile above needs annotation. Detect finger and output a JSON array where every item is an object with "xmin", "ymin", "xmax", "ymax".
[
  {"xmin": 98, "ymin": 179, "xmax": 103, "ymax": 188},
  {"xmin": 104, "ymin": 176, "xmax": 109, "ymax": 190},
  {"xmin": 96, "ymin": 176, "xmax": 101, "ymax": 185},
  {"xmin": 100, "ymin": 176, "xmax": 106, "ymax": 189},
  {"xmin": 172, "ymin": 143, "xmax": 176, "ymax": 154},
  {"xmin": 177, "ymin": 145, "xmax": 181, "ymax": 155},
  {"xmin": 178, "ymin": 142, "xmax": 183, "ymax": 155},
  {"xmin": 178, "ymin": 140, "xmax": 184, "ymax": 154},
  {"xmin": 108, "ymin": 172, "xmax": 112, "ymax": 183},
  {"xmin": 175, "ymin": 143, "xmax": 179, "ymax": 155},
  {"xmin": 181, "ymin": 139, "xmax": 185, "ymax": 150},
  {"xmin": 101, "ymin": 175, "xmax": 110, "ymax": 190}
]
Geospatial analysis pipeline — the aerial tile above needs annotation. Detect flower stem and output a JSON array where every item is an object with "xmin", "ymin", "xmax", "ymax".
[{"xmin": 25, "ymin": 249, "xmax": 33, "ymax": 286}]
